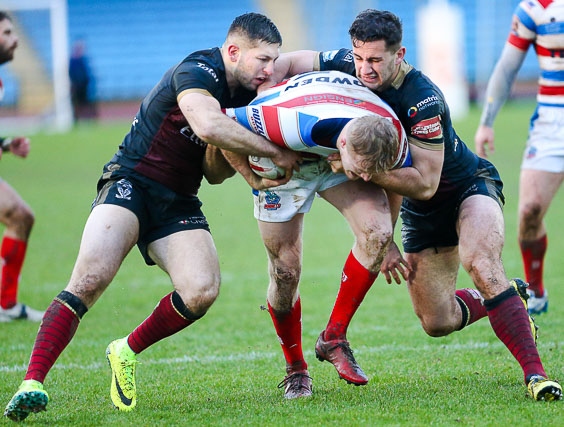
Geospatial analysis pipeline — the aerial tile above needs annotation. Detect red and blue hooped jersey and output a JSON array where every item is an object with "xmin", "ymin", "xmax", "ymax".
[
  {"xmin": 226, "ymin": 71, "xmax": 411, "ymax": 169},
  {"xmin": 510, "ymin": 0, "xmax": 564, "ymax": 106}
]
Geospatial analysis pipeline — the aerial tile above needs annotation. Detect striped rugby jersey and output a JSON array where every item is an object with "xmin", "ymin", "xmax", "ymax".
[
  {"xmin": 510, "ymin": 0, "xmax": 564, "ymax": 106},
  {"xmin": 225, "ymin": 71, "xmax": 410, "ymax": 169}
]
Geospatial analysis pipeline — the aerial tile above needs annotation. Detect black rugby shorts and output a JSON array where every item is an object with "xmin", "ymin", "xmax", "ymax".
[
  {"xmin": 400, "ymin": 159, "xmax": 504, "ymax": 253},
  {"xmin": 93, "ymin": 171, "xmax": 210, "ymax": 265}
]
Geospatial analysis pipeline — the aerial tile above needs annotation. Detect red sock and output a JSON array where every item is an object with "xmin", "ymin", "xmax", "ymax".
[
  {"xmin": 128, "ymin": 292, "xmax": 197, "ymax": 354},
  {"xmin": 519, "ymin": 235, "xmax": 547, "ymax": 296},
  {"xmin": 267, "ymin": 298, "xmax": 307, "ymax": 372},
  {"xmin": 455, "ymin": 288, "xmax": 487, "ymax": 329},
  {"xmin": 485, "ymin": 290, "xmax": 546, "ymax": 382},
  {"xmin": 25, "ymin": 299, "xmax": 81, "ymax": 383},
  {"xmin": 324, "ymin": 251, "xmax": 377, "ymax": 340},
  {"xmin": 0, "ymin": 236, "xmax": 27, "ymax": 309}
]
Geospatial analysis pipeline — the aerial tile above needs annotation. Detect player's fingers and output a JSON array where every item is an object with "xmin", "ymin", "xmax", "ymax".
[
  {"xmin": 391, "ymin": 269, "xmax": 402, "ymax": 285},
  {"xmin": 381, "ymin": 268, "xmax": 392, "ymax": 284}
]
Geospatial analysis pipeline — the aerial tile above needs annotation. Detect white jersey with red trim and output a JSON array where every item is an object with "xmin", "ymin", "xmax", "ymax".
[
  {"xmin": 226, "ymin": 71, "xmax": 410, "ymax": 169},
  {"xmin": 510, "ymin": 0, "xmax": 564, "ymax": 105}
]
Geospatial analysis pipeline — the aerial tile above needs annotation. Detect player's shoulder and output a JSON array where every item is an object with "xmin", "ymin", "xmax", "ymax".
[
  {"xmin": 515, "ymin": 0, "xmax": 562, "ymax": 22},
  {"xmin": 398, "ymin": 67, "xmax": 445, "ymax": 114},
  {"xmin": 171, "ymin": 47, "xmax": 227, "ymax": 96},
  {"xmin": 318, "ymin": 48, "xmax": 355, "ymax": 72},
  {"xmin": 176, "ymin": 48, "xmax": 223, "ymax": 78}
]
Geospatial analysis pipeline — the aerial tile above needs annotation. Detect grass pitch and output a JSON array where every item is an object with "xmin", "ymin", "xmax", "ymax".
[{"xmin": 0, "ymin": 101, "xmax": 563, "ymax": 425}]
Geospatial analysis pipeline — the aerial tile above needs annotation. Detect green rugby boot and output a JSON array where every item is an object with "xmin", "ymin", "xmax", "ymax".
[
  {"xmin": 106, "ymin": 337, "xmax": 138, "ymax": 411},
  {"xmin": 4, "ymin": 379, "xmax": 49, "ymax": 422}
]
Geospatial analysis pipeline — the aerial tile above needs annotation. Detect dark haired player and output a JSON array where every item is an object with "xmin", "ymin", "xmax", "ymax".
[
  {"xmin": 0, "ymin": 11, "xmax": 44, "ymax": 323},
  {"xmin": 270, "ymin": 9, "xmax": 562, "ymax": 401},
  {"xmin": 4, "ymin": 12, "xmax": 299, "ymax": 421}
]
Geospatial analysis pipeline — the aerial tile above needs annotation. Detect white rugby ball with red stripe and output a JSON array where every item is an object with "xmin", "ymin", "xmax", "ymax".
[{"xmin": 248, "ymin": 156, "xmax": 285, "ymax": 179}]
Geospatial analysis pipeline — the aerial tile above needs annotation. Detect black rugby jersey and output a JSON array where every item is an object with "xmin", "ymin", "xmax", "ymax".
[
  {"xmin": 318, "ymin": 48, "xmax": 483, "ymax": 209},
  {"xmin": 106, "ymin": 47, "xmax": 256, "ymax": 196}
]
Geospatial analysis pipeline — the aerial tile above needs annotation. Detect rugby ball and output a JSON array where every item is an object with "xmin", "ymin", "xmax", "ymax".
[{"xmin": 248, "ymin": 156, "xmax": 285, "ymax": 179}]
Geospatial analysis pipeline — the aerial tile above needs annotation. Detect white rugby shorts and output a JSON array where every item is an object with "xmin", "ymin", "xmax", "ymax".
[
  {"xmin": 253, "ymin": 159, "xmax": 348, "ymax": 222},
  {"xmin": 522, "ymin": 105, "xmax": 564, "ymax": 172}
]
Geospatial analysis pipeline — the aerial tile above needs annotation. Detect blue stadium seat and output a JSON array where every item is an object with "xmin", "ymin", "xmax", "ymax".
[{"xmin": 4, "ymin": 0, "xmax": 540, "ymax": 104}]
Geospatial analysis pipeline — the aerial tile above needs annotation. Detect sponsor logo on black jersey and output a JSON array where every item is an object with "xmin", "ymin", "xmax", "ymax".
[
  {"xmin": 407, "ymin": 95, "xmax": 440, "ymax": 118},
  {"xmin": 180, "ymin": 125, "xmax": 207, "ymax": 147},
  {"xmin": 197, "ymin": 62, "xmax": 219, "ymax": 82},
  {"xmin": 410, "ymin": 115, "xmax": 443, "ymax": 140}
]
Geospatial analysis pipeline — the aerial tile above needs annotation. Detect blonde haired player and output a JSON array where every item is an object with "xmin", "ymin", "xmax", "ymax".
[{"xmin": 224, "ymin": 70, "xmax": 410, "ymax": 398}]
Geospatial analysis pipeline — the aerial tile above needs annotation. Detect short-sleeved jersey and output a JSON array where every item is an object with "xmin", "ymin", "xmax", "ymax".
[
  {"xmin": 319, "ymin": 49, "xmax": 482, "ymax": 209},
  {"xmin": 225, "ymin": 70, "xmax": 410, "ymax": 168},
  {"xmin": 105, "ymin": 47, "xmax": 256, "ymax": 197},
  {"xmin": 509, "ymin": 0, "xmax": 564, "ymax": 106}
]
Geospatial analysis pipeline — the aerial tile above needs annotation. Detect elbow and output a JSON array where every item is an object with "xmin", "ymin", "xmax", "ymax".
[
  {"xmin": 417, "ymin": 190, "xmax": 435, "ymax": 201},
  {"xmin": 205, "ymin": 169, "xmax": 236, "ymax": 185},
  {"xmin": 409, "ymin": 181, "xmax": 439, "ymax": 201},
  {"xmin": 193, "ymin": 124, "xmax": 217, "ymax": 143}
]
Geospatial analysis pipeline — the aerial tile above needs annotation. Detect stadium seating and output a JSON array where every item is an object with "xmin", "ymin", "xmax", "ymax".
[{"xmin": 1, "ymin": 0, "xmax": 539, "ymax": 104}]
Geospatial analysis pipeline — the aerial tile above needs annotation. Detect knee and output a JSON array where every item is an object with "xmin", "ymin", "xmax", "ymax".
[
  {"xmin": 4, "ymin": 203, "xmax": 34, "ymax": 237},
  {"xmin": 357, "ymin": 224, "xmax": 393, "ymax": 267},
  {"xmin": 176, "ymin": 274, "xmax": 220, "ymax": 315},
  {"xmin": 67, "ymin": 273, "xmax": 110, "ymax": 307},
  {"xmin": 271, "ymin": 262, "xmax": 301, "ymax": 288},
  {"xmin": 417, "ymin": 313, "xmax": 456, "ymax": 337},
  {"xmin": 266, "ymin": 262, "xmax": 300, "ymax": 311},
  {"xmin": 17, "ymin": 205, "xmax": 35, "ymax": 230},
  {"xmin": 519, "ymin": 201, "xmax": 543, "ymax": 229}
]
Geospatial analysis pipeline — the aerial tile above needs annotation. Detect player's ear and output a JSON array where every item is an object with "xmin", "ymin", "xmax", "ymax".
[
  {"xmin": 227, "ymin": 44, "xmax": 240, "ymax": 63},
  {"xmin": 394, "ymin": 46, "xmax": 406, "ymax": 65}
]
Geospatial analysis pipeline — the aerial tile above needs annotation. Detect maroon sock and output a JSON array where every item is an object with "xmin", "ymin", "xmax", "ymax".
[
  {"xmin": 127, "ymin": 292, "xmax": 198, "ymax": 354},
  {"xmin": 519, "ymin": 235, "xmax": 547, "ymax": 296},
  {"xmin": 324, "ymin": 251, "xmax": 377, "ymax": 340},
  {"xmin": 485, "ymin": 288, "xmax": 546, "ymax": 382},
  {"xmin": 455, "ymin": 288, "xmax": 487, "ymax": 330},
  {"xmin": 267, "ymin": 298, "xmax": 307, "ymax": 372},
  {"xmin": 24, "ymin": 293, "xmax": 86, "ymax": 383}
]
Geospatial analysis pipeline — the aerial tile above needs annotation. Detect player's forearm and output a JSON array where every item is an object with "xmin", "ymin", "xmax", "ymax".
[
  {"xmin": 202, "ymin": 145, "xmax": 236, "ymax": 184},
  {"xmin": 198, "ymin": 112, "xmax": 282, "ymax": 157},
  {"xmin": 221, "ymin": 150, "xmax": 261, "ymax": 187},
  {"xmin": 480, "ymin": 43, "xmax": 527, "ymax": 127},
  {"xmin": 180, "ymin": 92, "xmax": 283, "ymax": 158},
  {"xmin": 371, "ymin": 167, "xmax": 438, "ymax": 200}
]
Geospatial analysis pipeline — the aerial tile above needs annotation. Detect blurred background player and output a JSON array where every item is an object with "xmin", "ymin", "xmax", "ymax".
[
  {"xmin": 69, "ymin": 38, "xmax": 97, "ymax": 122},
  {"xmin": 474, "ymin": 0, "xmax": 564, "ymax": 316},
  {"xmin": 0, "ymin": 11, "xmax": 43, "ymax": 323}
]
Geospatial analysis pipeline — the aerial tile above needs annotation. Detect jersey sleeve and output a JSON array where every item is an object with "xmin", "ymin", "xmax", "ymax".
[
  {"xmin": 225, "ymin": 105, "xmax": 320, "ymax": 151},
  {"xmin": 172, "ymin": 59, "xmax": 221, "ymax": 98},
  {"xmin": 404, "ymin": 88, "xmax": 445, "ymax": 150},
  {"xmin": 318, "ymin": 49, "xmax": 356, "ymax": 75},
  {"xmin": 507, "ymin": 2, "xmax": 536, "ymax": 51}
]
